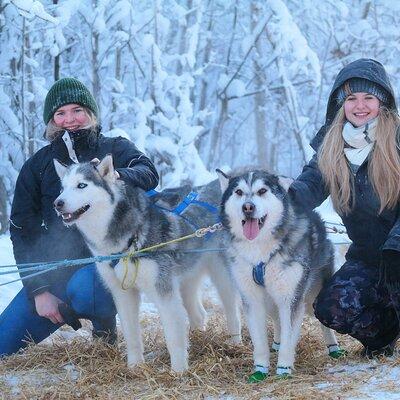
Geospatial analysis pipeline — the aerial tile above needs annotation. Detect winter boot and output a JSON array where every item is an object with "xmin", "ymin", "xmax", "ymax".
[{"xmin": 92, "ymin": 316, "xmax": 117, "ymax": 345}]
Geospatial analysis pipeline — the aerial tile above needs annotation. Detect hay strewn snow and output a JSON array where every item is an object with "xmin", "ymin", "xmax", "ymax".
[
  {"xmin": 1, "ymin": 301, "xmax": 399, "ymax": 400},
  {"xmin": 1, "ymin": 238, "xmax": 398, "ymax": 399}
]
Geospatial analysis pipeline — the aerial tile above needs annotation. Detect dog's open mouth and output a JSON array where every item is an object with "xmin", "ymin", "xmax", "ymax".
[
  {"xmin": 61, "ymin": 205, "xmax": 90, "ymax": 223},
  {"xmin": 241, "ymin": 215, "xmax": 266, "ymax": 240}
]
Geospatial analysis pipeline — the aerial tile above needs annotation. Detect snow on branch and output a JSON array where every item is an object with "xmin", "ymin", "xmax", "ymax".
[
  {"xmin": 10, "ymin": 0, "xmax": 58, "ymax": 24},
  {"xmin": 268, "ymin": 0, "xmax": 321, "ymax": 85}
]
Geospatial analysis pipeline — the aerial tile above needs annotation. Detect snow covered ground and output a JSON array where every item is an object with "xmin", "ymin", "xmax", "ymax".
[{"xmin": 0, "ymin": 235, "xmax": 21, "ymax": 314}]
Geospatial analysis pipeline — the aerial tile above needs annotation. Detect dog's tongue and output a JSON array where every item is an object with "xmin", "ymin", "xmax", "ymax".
[{"xmin": 243, "ymin": 218, "xmax": 259, "ymax": 240}]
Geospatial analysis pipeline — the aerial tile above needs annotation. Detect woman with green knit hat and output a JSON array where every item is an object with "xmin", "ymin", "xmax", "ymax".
[{"xmin": 0, "ymin": 78, "xmax": 159, "ymax": 356}]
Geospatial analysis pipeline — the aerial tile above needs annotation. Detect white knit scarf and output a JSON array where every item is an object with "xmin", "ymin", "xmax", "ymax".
[{"xmin": 342, "ymin": 118, "xmax": 377, "ymax": 173}]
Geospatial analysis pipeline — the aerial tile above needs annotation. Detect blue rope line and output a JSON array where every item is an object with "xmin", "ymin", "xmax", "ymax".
[
  {"xmin": 325, "ymin": 221, "xmax": 345, "ymax": 227},
  {"xmin": 0, "ymin": 253, "xmax": 144, "ymax": 271},
  {"xmin": 0, "ymin": 264, "xmax": 63, "ymax": 287},
  {"xmin": 0, "ymin": 260, "xmax": 56, "ymax": 269},
  {"xmin": 0, "ymin": 248, "xmax": 227, "ymax": 271},
  {"xmin": 0, "ymin": 248, "xmax": 227, "ymax": 286}
]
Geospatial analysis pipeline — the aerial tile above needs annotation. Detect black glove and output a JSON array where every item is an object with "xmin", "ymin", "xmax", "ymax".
[
  {"xmin": 381, "ymin": 250, "xmax": 400, "ymax": 291},
  {"xmin": 58, "ymin": 303, "xmax": 82, "ymax": 331}
]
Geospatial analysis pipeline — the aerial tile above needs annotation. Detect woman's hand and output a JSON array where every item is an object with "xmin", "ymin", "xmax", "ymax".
[{"xmin": 34, "ymin": 291, "xmax": 64, "ymax": 324}]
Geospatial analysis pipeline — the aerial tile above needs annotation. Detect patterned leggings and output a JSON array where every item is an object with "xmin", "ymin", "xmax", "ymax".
[{"xmin": 313, "ymin": 260, "xmax": 400, "ymax": 350}]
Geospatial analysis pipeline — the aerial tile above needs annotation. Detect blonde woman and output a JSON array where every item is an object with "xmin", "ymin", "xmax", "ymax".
[
  {"xmin": 289, "ymin": 58, "xmax": 400, "ymax": 357},
  {"xmin": 1, "ymin": 78, "xmax": 159, "ymax": 356}
]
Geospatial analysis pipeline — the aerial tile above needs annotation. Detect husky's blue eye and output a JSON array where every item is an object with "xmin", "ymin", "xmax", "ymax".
[
  {"xmin": 77, "ymin": 183, "xmax": 87, "ymax": 189},
  {"xmin": 235, "ymin": 189, "xmax": 243, "ymax": 196},
  {"xmin": 258, "ymin": 188, "xmax": 267, "ymax": 195}
]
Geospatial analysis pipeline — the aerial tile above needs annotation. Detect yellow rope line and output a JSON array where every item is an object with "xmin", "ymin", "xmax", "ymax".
[
  {"xmin": 127, "ymin": 232, "xmax": 198, "ymax": 258},
  {"xmin": 118, "ymin": 223, "xmax": 223, "ymax": 290},
  {"xmin": 121, "ymin": 257, "xmax": 139, "ymax": 290}
]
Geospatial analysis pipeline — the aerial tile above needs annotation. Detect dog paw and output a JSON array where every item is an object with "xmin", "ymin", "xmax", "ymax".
[
  {"xmin": 271, "ymin": 341, "xmax": 280, "ymax": 352},
  {"xmin": 227, "ymin": 333, "xmax": 242, "ymax": 345},
  {"xmin": 247, "ymin": 371, "xmax": 268, "ymax": 383},
  {"xmin": 171, "ymin": 367, "xmax": 189, "ymax": 374},
  {"xmin": 169, "ymin": 369, "xmax": 188, "ymax": 378},
  {"xmin": 275, "ymin": 372, "xmax": 293, "ymax": 380},
  {"xmin": 171, "ymin": 360, "xmax": 189, "ymax": 373},
  {"xmin": 276, "ymin": 366, "xmax": 292, "ymax": 377},
  {"xmin": 127, "ymin": 355, "xmax": 145, "ymax": 368},
  {"xmin": 193, "ymin": 320, "xmax": 207, "ymax": 331},
  {"xmin": 189, "ymin": 325, "xmax": 207, "ymax": 333},
  {"xmin": 188, "ymin": 315, "xmax": 207, "ymax": 332}
]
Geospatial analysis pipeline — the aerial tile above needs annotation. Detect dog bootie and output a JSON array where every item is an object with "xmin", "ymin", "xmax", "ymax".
[
  {"xmin": 248, "ymin": 365, "xmax": 268, "ymax": 383},
  {"xmin": 327, "ymin": 344, "xmax": 348, "ymax": 359}
]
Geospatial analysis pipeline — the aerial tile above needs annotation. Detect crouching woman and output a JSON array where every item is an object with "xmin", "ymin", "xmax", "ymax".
[
  {"xmin": 289, "ymin": 58, "xmax": 400, "ymax": 356},
  {"xmin": 0, "ymin": 77, "xmax": 158, "ymax": 356}
]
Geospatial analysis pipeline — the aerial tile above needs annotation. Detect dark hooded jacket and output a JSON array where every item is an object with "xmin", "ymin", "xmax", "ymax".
[
  {"xmin": 289, "ymin": 58, "xmax": 400, "ymax": 265},
  {"xmin": 10, "ymin": 129, "xmax": 159, "ymax": 299}
]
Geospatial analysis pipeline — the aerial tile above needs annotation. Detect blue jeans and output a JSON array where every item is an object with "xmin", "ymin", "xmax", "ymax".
[{"xmin": 0, "ymin": 264, "xmax": 116, "ymax": 356}]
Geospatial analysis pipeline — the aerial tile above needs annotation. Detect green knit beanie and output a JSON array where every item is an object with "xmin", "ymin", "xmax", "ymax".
[{"xmin": 43, "ymin": 77, "xmax": 99, "ymax": 124}]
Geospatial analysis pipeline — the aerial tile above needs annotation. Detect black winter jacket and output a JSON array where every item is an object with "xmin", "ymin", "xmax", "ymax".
[
  {"xmin": 289, "ymin": 58, "xmax": 400, "ymax": 265},
  {"xmin": 10, "ymin": 129, "xmax": 159, "ymax": 299}
]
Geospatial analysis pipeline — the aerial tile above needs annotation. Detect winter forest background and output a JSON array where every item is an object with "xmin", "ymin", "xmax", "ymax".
[{"xmin": 0, "ymin": 0, "xmax": 399, "ymax": 234}]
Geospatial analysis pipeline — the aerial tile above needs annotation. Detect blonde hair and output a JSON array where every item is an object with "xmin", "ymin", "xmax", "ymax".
[
  {"xmin": 318, "ymin": 106, "xmax": 400, "ymax": 214},
  {"xmin": 45, "ymin": 107, "xmax": 98, "ymax": 141}
]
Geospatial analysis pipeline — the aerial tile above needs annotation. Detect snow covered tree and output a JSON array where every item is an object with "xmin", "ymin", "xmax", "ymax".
[{"xmin": 0, "ymin": 0, "xmax": 399, "ymax": 225}]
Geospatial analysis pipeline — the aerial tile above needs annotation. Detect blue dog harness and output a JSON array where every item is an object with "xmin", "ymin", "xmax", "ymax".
[
  {"xmin": 146, "ymin": 189, "xmax": 220, "ymax": 234},
  {"xmin": 108, "ymin": 190, "xmax": 220, "ymax": 269},
  {"xmin": 146, "ymin": 189, "xmax": 219, "ymax": 217},
  {"xmin": 252, "ymin": 246, "xmax": 283, "ymax": 287}
]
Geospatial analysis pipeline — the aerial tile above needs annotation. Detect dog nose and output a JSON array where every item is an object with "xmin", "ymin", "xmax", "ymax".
[
  {"xmin": 242, "ymin": 202, "xmax": 255, "ymax": 216},
  {"xmin": 54, "ymin": 199, "xmax": 64, "ymax": 210}
]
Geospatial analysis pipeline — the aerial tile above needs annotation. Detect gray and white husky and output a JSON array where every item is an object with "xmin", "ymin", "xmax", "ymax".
[
  {"xmin": 217, "ymin": 169, "xmax": 341, "ymax": 379},
  {"xmin": 53, "ymin": 155, "xmax": 241, "ymax": 372}
]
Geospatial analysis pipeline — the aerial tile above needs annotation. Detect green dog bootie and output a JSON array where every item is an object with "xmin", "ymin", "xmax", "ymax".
[
  {"xmin": 247, "ymin": 365, "xmax": 268, "ymax": 383},
  {"xmin": 327, "ymin": 344, "xmax": 348, "ymax": 359}
]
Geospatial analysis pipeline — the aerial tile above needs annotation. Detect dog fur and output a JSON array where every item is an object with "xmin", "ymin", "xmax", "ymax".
[
  {"xmin": 53, "ymin": 155, "xmax": 241, "ymax": 372},
  {"xmin": 217, "ymin": 169, "xmax": 339, "ymax": 376}
]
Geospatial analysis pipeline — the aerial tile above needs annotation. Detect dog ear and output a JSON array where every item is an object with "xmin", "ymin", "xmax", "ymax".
[
  {"xmin": 278, "ymin": 176, "xmax": 294, "ymax": 191},
  {"xmin": 96, "ymin": 154, "xmax": 115, "ymax": 178},
  {"xmin": 54, "ymin": 159, "xmax": 68, "ymax": 180},
  {"xmin": 216, "ymin": 169, "xmax": 230, "ymax": 192},
  {"xmin": 90, "ymin": 158, "xmax": 100, "ymax": 167}
]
